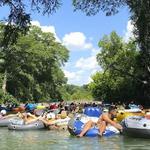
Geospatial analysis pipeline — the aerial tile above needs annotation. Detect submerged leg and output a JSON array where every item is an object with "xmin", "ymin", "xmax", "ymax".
[{"xmin": 77, "ymin": 120, "xmax": 94, "ymax": 137}]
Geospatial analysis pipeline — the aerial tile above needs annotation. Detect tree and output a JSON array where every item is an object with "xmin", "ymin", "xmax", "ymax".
[
  {"xmin": 73, "ymin": 0, "xmax": 150, "ymax": 101},
  {"xmin": 97, "ymin": 32, "xmax": 139, "ymax": 81},
  {"xmin": 60, "ymin": 84, "xmax": 93, "ymax": 101},
  {"xmin": 89, "ymin": 32, "xmax": 141, "ymax": 103},
  {"xmin": 0, "ymin": 25, "xmax": 69, "ymax": 102},
  {"xmin": 0, "ymin": 0, "xmax": 61, "ymax": 46}
]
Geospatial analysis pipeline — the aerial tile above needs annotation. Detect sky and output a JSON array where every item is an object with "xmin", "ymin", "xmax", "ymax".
[{"xmin": 0, "ymin": 1, "xmax": 133, "ymax": 85}]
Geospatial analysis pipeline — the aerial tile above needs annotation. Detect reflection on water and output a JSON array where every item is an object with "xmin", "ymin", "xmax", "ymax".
[{"xmin": 0, "ymin": 128, "xmax": 149, "ymax": 150}]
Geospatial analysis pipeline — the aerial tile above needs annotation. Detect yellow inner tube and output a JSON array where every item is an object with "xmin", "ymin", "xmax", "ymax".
[
  {"xmin": 116, "ymin": 111, "xmax": 145, "ymax": 122},
  {"xmin": 36, "ymin": 105, "xmax": 46, "ymax": 109}
]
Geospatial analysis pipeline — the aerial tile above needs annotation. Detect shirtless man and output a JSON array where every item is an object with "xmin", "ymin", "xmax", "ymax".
[{"xmin": 77, "ymin": 106, "xmax": 123, "ymax": 137}]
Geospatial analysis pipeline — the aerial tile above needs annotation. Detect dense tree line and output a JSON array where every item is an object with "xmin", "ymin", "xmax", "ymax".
[
  {"xmin": 61, "ymin": 84, "xmax": 93, "ymax": 101},
  {"xmin": 89, "ymin": 32, "xmax": 148, "ymax": 105},
  {"xmin": 0, "ymin": 25, "xmax": 69, "ymax": 102},
  {"xmin": 73, "ymin": 0, "xmax": 150, "ymax": 102}
]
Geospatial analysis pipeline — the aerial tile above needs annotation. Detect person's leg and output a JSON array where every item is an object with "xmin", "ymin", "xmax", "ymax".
[
  {"xmin": 98, "ymin": 121, "xmax": 106, "ymax": 136},
  {"xmin": 23, "ymin": 114, "xmax": 28, "ymax": 123},
  {"xmin": 25, "ymin": 118, "xmax": 39, "ymax": 124},
  {"xmin": 77, "ymin": 120, "xmax": 94, "ymax": 137}
]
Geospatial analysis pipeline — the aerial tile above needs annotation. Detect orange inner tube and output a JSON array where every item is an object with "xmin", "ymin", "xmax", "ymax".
[{"xmin": 12, "ymin": 107, "xmax": 25, "ymax": 113}]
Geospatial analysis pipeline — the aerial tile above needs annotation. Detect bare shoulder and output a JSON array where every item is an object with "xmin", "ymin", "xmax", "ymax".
[
  {"xmin": 102, "ymin": 113, "xmax": 109, "ymax": 118},
  {"xmin": 102, "ymin": 113, "xmax": 112, "ymax": 122}
]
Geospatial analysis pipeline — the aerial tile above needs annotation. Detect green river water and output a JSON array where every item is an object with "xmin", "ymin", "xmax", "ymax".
[{"xmin": 0, "ymin": 128, "xmax": 149, "ymax": 150}]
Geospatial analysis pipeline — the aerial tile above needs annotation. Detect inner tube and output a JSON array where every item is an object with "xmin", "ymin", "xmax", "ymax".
[
  {"xmin": 68, "ymin": 116, "xmax": 120, "ymax": 137},
  {"xmin": 36, "ymin": 105, "xmax": 46, "ymax": 110},
  {"xmin": 53, "ymin": 117, "xmax": 70, "ymax": 126},
  {"xmin": 25, "ymin": 103, "xmax": 36, "ymax": 112},
  {"xmin": 0, "ymin": 117, "xmax": 22, "ymax": 127},
  {"xmin": 122, "ymin": 116, "xmax": 150, "ymax": 138},
  {"xmin": 128, "ymin": 104, "xmax": 140, "ymax": 109},
  {"xmin": 124, "ymin": 108, "xmax": 142, "ymax": 113},
  {"xmin": 34, "ymin": 109, "xmax": 45, "ymax": 116},
  {"xmin": 83, "ymin": 107, "xmax": 102, "ymax": 117},
  {"xmin": 12, "ymin": 106, "xmax": 25, "ymax": 113},
  {"xmin": 117, "ymin": 111, "xmax": 144, "ymax": 122},
  {"xmin": 8, "ymin": 120, "xmax": 45, "ymax": 131},
  {"xmin": 48, "ymin": 117, "xmax": 70, "ymax": 131}
]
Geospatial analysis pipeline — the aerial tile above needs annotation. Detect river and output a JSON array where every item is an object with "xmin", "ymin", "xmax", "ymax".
[{"xmin": 0, "ymin": 128, "xmax": 149, "ymax": 150}]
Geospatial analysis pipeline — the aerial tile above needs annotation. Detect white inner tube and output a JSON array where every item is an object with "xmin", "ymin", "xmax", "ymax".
[{"xmin": 125, "ymin": 116, "xmax": 150, "ymax": 129}]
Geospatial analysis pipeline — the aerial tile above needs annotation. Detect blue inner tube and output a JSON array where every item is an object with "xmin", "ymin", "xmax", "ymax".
[
  {"xmin": 25, "ymin": 103, "xmax": 37, "ymax": 112},
  {"xmin": 83, "ymin": 107, "xmax": 102, "ymax": 117},
  {"xmin": 68, "ymin": 118, "xmax": 118, "ymax": 137}
]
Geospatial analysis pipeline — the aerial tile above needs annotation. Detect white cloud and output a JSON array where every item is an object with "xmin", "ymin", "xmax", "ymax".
[
  {"xmin": 62, "ymin": 32, "xmax": 93, "ymax": 50},
  {"xmin": 64, "ymin": 70, "xmax": 76, "ymax": 80},
  {"xmin": 75, "ymin": 56, "xmax": 99, "ymax": 70},
  {"xmin": 124, "ymin": 20, "xmax": 134, "ymax": 42},
  {"xmin": 91, "ymin": 69, "xmax": 98, "ymax": 74},
  {"xmin": 64, "ymin": 52, "xmax": 101, "ymax": 85},
  {"xmin": 64, "ymin": 44, "xmax": 101, "ymax": 85},
  {"xmin": 64, "ymin": 70, "xmax": 84, "ymax": 85},
  {"xmin": 87, "ymin": 77, "xmax": 93, "ymax": 84},
  {"xmin": 64, "ymin": 65, "xmax": 100, "ymax": 85},
  {"xmin": 31, "ymin": 20, "xmax": 60, "ymax": 42},
  {"xmin": 91, "ymin": 48, "xmax": 100, "ymax": 56},
  {"xmin": 65, "ymin": 55, "xmax": 100, "ymax": 85}
]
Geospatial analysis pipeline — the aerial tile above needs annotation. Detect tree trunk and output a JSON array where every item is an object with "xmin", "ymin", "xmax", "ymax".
[{"xmin": 2, "ymin": 70, "xmax": 7, "ymax": 93}]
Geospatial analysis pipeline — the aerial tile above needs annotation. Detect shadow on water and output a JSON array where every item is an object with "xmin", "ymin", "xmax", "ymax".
[{"xmin": 0, "ymin": 128, "xmax": 150, "ymax": 150}]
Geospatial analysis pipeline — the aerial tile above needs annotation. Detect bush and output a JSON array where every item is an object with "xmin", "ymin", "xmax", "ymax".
[{"xmin": 0, "ymin": 90, "xmax": 18, "ymax": 104}]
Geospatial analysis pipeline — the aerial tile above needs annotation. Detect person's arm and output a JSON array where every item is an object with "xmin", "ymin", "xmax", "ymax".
[
  {"xmin": 39, "ymin": 118, "xmax": 55, "ymax": 126},
  {"xmin": 40, "ymin": 119, "xmax": 49, "ymax": 125},
  {"xmin": 103, "ymin": 114, "xmax": 123, "ymax": 130},
  {"xmin": 26, "ymin": 113, "xmax": 37, "ymax": 119}
]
